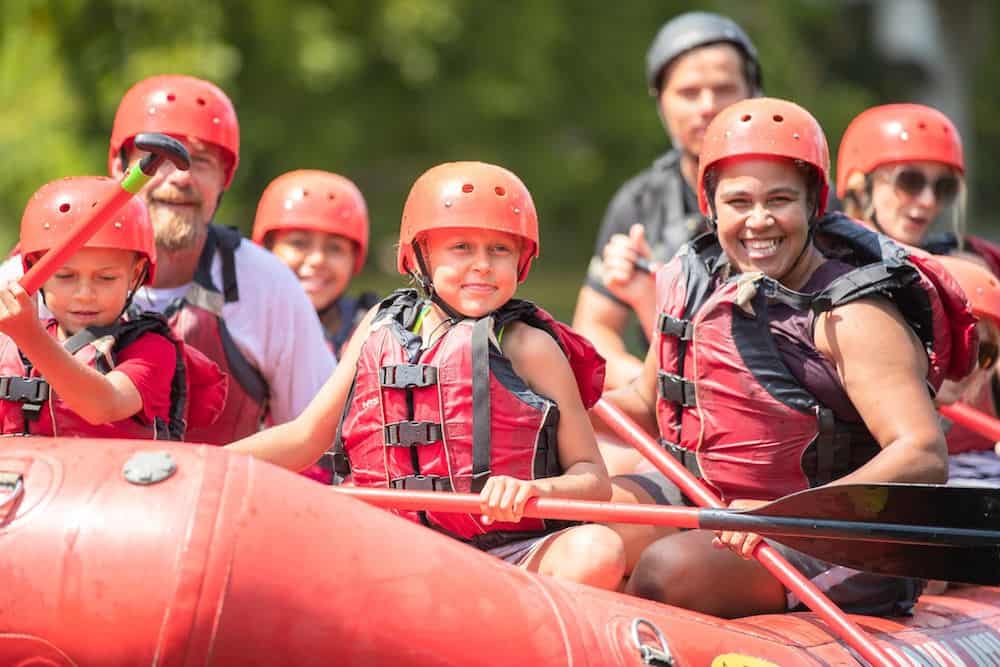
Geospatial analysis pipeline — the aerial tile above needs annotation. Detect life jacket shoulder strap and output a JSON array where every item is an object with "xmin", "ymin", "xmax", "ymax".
[{"xmin": 494, "ymin": 300, "xmax": 605, "ymax": 408}]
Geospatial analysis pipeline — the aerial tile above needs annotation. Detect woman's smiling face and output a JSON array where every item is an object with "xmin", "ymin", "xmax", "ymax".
[{"xmin": 712, "ymin": 157, "xmax": 813, "ymax": 282}]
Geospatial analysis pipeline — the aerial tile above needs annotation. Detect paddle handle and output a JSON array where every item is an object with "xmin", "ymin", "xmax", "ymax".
[
  {"xmin": 19, "ymin": 133, "xmax": 190, "ymax": 295},
  {"xmin": 335, "ymin": 486, "xmax": 702, "ymax": 528},
  {"xmin": 592, "ymin": 399, "xmax": 897, "ymax": 667},
  {"xmin": 938, "ymin": 401, "xmax": 1000, "ymax": 442}
]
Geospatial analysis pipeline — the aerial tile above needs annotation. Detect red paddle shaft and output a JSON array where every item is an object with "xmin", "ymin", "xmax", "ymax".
[
  {"xmin": 591, "ymin": 399, "xmax": 896, "ymax": 667},
  {"xmin": 19, "ymin": 134, "xmax": 189, "ymax": 295},
  {"xmin": 939, "ymin": 401, "xmax": 1000, "ymax": 442}
]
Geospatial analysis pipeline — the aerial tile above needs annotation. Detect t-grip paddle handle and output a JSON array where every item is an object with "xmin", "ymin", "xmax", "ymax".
[
  {"xmin": 19, "ymin": 133, "xmax": 190, "ymax": 295},
  {"xmin": 134, "ymin": 133, "xmax": 190, "ymax": 176}
]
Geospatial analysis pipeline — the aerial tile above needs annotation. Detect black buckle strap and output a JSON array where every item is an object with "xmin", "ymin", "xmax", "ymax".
[
  {"xmin": 383, "ymin": 421, "xmax": 442, "ymax": 446},
  {"xmin": 660, "ymin": 439, "xmax": 702, "ymax": 478},
  {"xmin": 0, "ymin": 377, "xmax": 50, "ymax": 404},
  {"xmin": 389, "ymin": 475, "xmax": 452, "ymax": 491},
  {"xmin": 656, "ymin": 371, "xmax": 696, "ymax": 407},
  {"xmin": 656, "ymin": 313, "xmax": 693, "ymax": 340},
  {"xmin": 379, "ymin": 364, "xmax": 438, "ymax": 389}
]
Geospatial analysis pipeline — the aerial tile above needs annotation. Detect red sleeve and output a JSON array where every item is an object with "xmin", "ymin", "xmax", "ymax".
[{"xmin": 113, "ymin": 331, "xmax": 178, "ymax": 425}]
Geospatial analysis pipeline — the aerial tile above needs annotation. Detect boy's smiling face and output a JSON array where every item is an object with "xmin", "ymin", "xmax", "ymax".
[
  {"xmin": 41, "ymin": 247, "xmax": 146, "ymax": 335},
  {"xmin": 421, "ymin": 227, "xmax": 521, "ymax": 318}
]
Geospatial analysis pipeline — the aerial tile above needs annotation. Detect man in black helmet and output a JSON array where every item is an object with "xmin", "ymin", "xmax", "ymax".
[{"xmin": 572, "ymin": 12, "xmax": 761, "ymax": 398}]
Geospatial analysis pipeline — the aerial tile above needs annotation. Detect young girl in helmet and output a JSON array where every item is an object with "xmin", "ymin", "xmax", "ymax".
[
  {"xmin": 838, "ymin": 104, "xmax": 1000, "ymax": 470},
  {"xmin": 230, "ymin": 162, "xmax": 627, "ymax": 589},
  {"xmin": 0, "ymin": 176, "xmax": 226, "ymax": 439},
  {"xmin": 252, "ymin": 170, "xmax": 379, "ymax": 356},
  {"xmin": 252, "ymin": 169, "xmax": 379, "ymax": 483},
  {"xmin": 602, "ymin": 98, "xmax": 975, "ymax": 616}
]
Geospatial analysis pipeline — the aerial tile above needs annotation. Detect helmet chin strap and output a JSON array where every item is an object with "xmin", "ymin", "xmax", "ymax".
[{"xmin": 410, "ymin": 242, "xmax": 475, "ymax": 322}]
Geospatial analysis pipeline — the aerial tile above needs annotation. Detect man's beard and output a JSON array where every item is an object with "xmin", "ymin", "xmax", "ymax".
[{"xmin": 148, "ymin": 202, "xmax": 203, "ymax": 252}]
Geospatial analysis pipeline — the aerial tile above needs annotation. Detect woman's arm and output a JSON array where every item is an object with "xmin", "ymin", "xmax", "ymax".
[
  {"xmin": 816, "ymin": 296, "xmax": 948, "ymax": 484},
  {"xmin": 592, "ymin": 339, "xmax": 661, "ymax": 439},
  {"xmin": 225, "ymin": 306, "xmax": 377, "ymax": 467}
]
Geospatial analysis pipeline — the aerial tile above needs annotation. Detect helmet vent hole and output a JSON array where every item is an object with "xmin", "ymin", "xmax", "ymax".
[
  {"xmin": 302, "ymin": 189, "xmax": 310, "ymax": 197},
  {"xmin": 58, "ymin": 203, "xmax": 71, "ymax": 213},
  {"xmin": 772, "ymin": 114, "xmax": 784, "ymax": 122},
  {"xmin": 91, "ymin": 201, "xmax": 98, "ymax": 207},
  {"xmin": 166, "ymin": 93, "xmax": 176, "ymax": 102},
  {"xmin": 494, "ymin": 186, "xmax": 506, "ymax": 197},
  {"xmin": 196, "ymin": 97, "xmax": 207, "ymax": 106},
  {"xmin": 740, "ymin": 114, "xmax": 752, "ymax": 122},
  {"xmin": 462, "ymin": 183, "xmax": 475, "ymax": 193},
  {"xmin": 917, "ymin": 121, "xmax": 927, "ymax": 130},
  {"xmin": 328, "ymin": 193, "xmax": 336, "ymax": 200}
]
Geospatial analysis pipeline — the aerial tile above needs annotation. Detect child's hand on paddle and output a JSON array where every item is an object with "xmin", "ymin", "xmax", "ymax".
[
  {"xmin": 0, "ymin": 281, "xmax": 40, "ymax": 342},
  {"xmin": 713, "ymin": 498, "xmax": 769, "ymax": 559},
  {"xmin": 479, "ymin": 476, "xmax": 541, "ymax": 525}
]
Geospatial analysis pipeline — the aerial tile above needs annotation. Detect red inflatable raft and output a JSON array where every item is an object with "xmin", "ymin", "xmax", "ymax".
[{"xmin": 0, "ymin": 437, "xmax": 998, "ymax": 666}]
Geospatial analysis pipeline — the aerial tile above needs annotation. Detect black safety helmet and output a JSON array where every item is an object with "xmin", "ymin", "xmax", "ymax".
[{"xmin": 646, "ymin": 11, "xmax": 762, "ymax": 96}]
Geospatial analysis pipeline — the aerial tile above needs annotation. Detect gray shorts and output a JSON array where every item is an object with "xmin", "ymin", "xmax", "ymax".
[
  {"xmin": 487, "ymin": 530, "xmax": 566, "ymax": 567},
  {"xmin": 767, "ymin": 540, "xmax": 925, "ymax": 615},
  {"xmin": 949, "ymin": 450, "xmax": 1000, "ymax": 487}
]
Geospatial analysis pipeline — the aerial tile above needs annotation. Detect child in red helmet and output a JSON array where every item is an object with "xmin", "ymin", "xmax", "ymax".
[
  {"xmin": 230, "ymin": 162, "xmax": 627, "ymax": 590},
  {"xmin": 252, "ymin": 170, "xmax": 380, "ymax": 483},
  {"xmin": 0, "ymin": 176, "xmax": 226, "ymax": 439},
  {"xmin": 252, "ymin": 170, "xmax": 379, "ymax": 356}
]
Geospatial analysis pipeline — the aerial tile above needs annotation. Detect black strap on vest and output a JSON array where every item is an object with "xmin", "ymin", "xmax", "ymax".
[
  {"xmin": 470, "ymin": 316, "xmax": 493, "ymax": 494},
  {"xmin": 150, "ymin": 225, "xmax": 269, "ymax": 406}
]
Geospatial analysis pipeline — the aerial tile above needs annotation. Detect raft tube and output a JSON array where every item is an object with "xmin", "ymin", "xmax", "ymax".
[{"xmin": 0, "ymin": 438, "xmax": 998, "ymax": 666}]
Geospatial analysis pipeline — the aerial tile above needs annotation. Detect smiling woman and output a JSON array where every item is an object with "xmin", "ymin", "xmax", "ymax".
[{"xmin": 598, "ymin": 97, "xmax": 977, "ymax": 619}]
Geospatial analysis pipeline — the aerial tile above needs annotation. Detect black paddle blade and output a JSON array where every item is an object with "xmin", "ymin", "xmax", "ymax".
[
  {"xmin": 770, "ymin": 536, "xmax": 1000, "ymax": 585},
  {"xmin": 757, "ymin": 483, "xmax": 1000, "ymax": 532},
  {"xmin": 741, "ymin": 484, "xmax": 1000, "ymax": 585}
]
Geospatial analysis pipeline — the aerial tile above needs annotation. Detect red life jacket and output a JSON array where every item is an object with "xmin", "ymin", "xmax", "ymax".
[
  {"xmin": 921, "ymin": 232, "xmax": 1000, "ymax": 454},
  {"xmin": 137, "ymin": 225, "xmax": 269, "ymax": 445},
  {"xmin": 654, "ymin": 213, "xmax": 978, "ymax": 502},
  {"xmin": 0, "ymin": 313, "xmax": 227, "ymax": 439},
  {"xmin": 332, "ymin": 290, "xmax": 604, "ymax": 549}
]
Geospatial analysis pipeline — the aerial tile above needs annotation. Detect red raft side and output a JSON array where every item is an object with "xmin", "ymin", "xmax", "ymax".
[{"xmin": 0, "ymin": 438, "xmax": 998, "ymax": 666}]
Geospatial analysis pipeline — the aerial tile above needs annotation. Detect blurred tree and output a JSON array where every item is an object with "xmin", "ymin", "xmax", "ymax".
[{"xmin": 0, "ymin": 0, "xmax": 995, "ymax": 318}]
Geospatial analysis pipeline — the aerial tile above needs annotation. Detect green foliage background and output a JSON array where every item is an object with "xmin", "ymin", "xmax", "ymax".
[{"xmin": 1, "ymin": 0, "xmax": 995, "ymax": 319}]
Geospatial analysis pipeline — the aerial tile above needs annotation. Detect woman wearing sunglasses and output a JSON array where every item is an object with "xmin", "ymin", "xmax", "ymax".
[
  {"xmin": 838, "ymin": 104, "xmax": 1000, "ymax": 472},
  {"xmin": 837, "ymin": 103, "xmax": 964, "ymax": 248}
]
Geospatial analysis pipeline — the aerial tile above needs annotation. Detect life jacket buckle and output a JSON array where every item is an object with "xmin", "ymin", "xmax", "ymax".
[
  {"xmin": 379, "ymin": 364, "xmax": 438, "ymax": 389},
  {"xmin": 656, "ymin": 313, "xmax": 693, "ymax": 341},
  {"xmin": 0, "ymin": 376, "xmax": 50, "ymax": 404},
  {"xmin": 656, "ymin": 372, "xmax": 696, "ymax": 407},
  {"xmin": 389, "ymin": 475, "xmax": 452, "ymax": 491},
  {"xmin": 384, "ymin": 420, "xmax": 443, "ymax": 446}
]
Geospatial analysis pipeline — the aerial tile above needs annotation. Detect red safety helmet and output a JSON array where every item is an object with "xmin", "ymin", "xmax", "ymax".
[
  {"xmin": 108, "ymin": 75, "xmax": 240, "ymax": 188},
  {"xmin": 252, "ymin": 170, "xmax": 369, "ymax": 275},
  {"xmin": 697, "ymin": 97, "xmax": 830, "ymax": 217},
  {"xmin": 934, "ymin": 255, "xmax": 1000, "ymax": 328},
  {"xmin": 397, "ymin": 162, "xmax": 539, "ymax": 283},
  {"xmin": 836, "ymin": 104, "xmax": 964, "ymax": 199},
  {"xmin": 20, "ymin": 176, "xmax": 157, "ymax": 284}
]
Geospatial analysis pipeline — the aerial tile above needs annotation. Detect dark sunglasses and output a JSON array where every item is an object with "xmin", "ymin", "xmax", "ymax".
[
  {"xmin": 893, "ymin": 168, "xmax": 960, "ymax": 205},
  {"xmin": 979, "ymin": 340, "xmax": 999, "ymax": 371}
]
